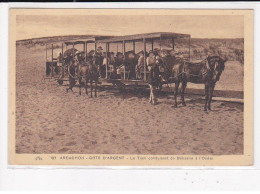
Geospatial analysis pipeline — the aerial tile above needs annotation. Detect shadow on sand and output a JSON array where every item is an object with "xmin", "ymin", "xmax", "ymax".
[{"xmin": 61, "ymin": 82, "xmax": 243, "ymax": 111}]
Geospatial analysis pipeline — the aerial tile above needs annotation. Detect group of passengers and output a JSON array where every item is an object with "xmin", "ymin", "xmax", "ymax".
[{"xmin": 67, "ymin": 45, "xmax": 180, "ymax": 80}]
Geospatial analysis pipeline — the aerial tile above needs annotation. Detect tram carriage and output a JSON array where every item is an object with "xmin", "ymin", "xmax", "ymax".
[
  {"xmin": 97, "ymin": 32, "xmax": 191, "ymax": 87},
  {"xmin": 45, "ymin": 36, "xmax": 113, "ymax": 85},
  {"xmin": 45, "ymin": 32, "xmax": 191, "ymax": 87}
]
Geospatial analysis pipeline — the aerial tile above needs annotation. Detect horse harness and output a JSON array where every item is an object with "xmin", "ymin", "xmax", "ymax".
[{"xmin": 167, "ymin": 58, "xmax": 217, "ymax": 80}]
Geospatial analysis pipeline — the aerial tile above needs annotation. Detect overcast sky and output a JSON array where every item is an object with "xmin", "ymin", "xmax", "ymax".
[{"xmin": 16, "ymin": 15, "xmax": 244, "ymax": 40}]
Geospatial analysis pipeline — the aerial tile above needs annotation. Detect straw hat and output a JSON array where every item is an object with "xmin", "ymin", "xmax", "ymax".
[{"xmin": 97, "ymin": 46, "xmax": 103, "ymax": 51}]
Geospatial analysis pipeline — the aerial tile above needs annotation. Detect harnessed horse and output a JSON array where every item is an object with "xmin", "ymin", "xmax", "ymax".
[
  {"xmin": 150, "ymin": 55, "xmax": 226, "ymax": 111},
  {"xmin": 66, "ymin": 55, "xmax": 99, "ymax": 98}
]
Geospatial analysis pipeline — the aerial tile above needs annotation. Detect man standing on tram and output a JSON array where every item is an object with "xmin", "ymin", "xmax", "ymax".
[{"xmin": 95, "ymin": 46, "xmax": 105, "ymax": 78}]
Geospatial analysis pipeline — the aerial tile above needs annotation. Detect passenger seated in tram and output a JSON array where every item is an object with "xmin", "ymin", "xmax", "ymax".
[
  {"xmin": 169, "ymin": 49, "xmax": 177, "ymax": 59},
  {"xmin": 87, "ymin": 50, "xmax": 95, "ymax": 62},
  {"xmin": 136, "ymin": 51, "xmax": 145, "ymax": 80},
  {"xmin": 101, "ymin": 52, "xmax": 116, "ymax": 78},
  {"xmin": 108, "ymin": 52, "xmax": 117, "ymax": 78},
  {"xmin": 75, "ymin": 51, "xmax": 85, "ymax": 64},
  {"xmin": 57, "ymin": 52, "xmax": 63, "ymax": 66},
  {"xmin": 115, "ymin": 52, "xmax": 124, "ymax": 78}
]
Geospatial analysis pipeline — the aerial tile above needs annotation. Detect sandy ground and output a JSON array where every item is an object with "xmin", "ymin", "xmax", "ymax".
[{"xmin": 15, "ymin": 45, "xmax": 244, "ymax": 155}]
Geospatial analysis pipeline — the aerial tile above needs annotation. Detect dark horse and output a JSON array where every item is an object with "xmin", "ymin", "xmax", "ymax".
[
  {"xmin": 66, "ymin": 56, "xmax": 99, "ymax": 98},
  {"xmin": 151, "ymin": 55, "xmax": 226, "ymax": 111}
]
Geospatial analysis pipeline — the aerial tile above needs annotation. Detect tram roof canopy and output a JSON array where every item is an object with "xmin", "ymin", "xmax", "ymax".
[
  {"xmin": 96, "ymin": 32, "xmax": 191, "ymax": 43},
  {"xmin": 64, "ymin": 36, "xmax": 114, "ymax": 45}
]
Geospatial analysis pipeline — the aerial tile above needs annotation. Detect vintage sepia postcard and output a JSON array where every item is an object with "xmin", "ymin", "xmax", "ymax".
[{"xmin": 9, "ymin": 9, "xmax": 254, "ymax": 166}]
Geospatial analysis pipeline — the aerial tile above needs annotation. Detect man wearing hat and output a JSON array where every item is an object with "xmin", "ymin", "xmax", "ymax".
[
  {"xmin": 147, "ymin": 50, "xmax": 156, "ymax": 71},
  {"xmin": 136, "ymin": 51, "xmax": 145, "ymax": 79},
  {"xmin": 95, "ymin": 46, "xmax": 105, "ymax": 77},
  {"xmin": 170, "ymin": 49, "xmax": 177, "ymax": 61},
  {"xmin": 96, "ymin": 46, "xmax": 103, "ymax": 56},
  {"xmin": 73, "ymin": 50, "xmax": 81, "ymax": 77}
]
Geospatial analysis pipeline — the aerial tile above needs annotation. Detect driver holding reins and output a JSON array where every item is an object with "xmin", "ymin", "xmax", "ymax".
[
  {"xmin": 74, "ymin": 50, "xmax": 81, "ymax": 76},
  {"xmin": 147, "ymin": 50, "xmax": 157, "ymax": 71}
]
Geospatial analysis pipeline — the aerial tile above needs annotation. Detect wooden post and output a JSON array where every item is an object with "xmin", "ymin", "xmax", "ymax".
[
  {"xmin": 106, "ymin": 43, "xmax": 108, "ymax": 79},
  {"xmin": 46, "ymin": 44, "xmax": 48, "ymax": 76},
  {"xmin": 151, "ymin": 39, "xmax": 154, "ymax": 51},
  {"xmin": 122, "ymin": 40, "xmax": 125, "ymax": 55},
  {"xmin": 117, "ymin": 43, "xmax": 118, "ymax": 53},
  {"xmin": 189, "ymin": 36, "xmax": 191, "ymax": 60},
  {"xmin": 160, "ymin": 35, "xmax": 162, "ymax": 50},
  {"xmin": 72, "ymin": 43, "xmax": 75, "ymax": 58},
  {"xmin": 86, "ymin": 42, "xmax": 88, "ymax": 58},
  {"xmin": 95, "ymin": 42, "xmax": 97, "ymax": 51},
  {"xmin": 143, "ymin": 38, "xmax": 146, "ymax": 81},
  {"xmin": 51, "ymin": 44, "xmax": 54, "ymax": 62},
  {"xmin": 62, "ymin": 43, "xmax": 64, "ymax": 57},
  {"xmin": 45, "ymin": 44, "xmax": 47, "ymax": 62},
  {"xmin": 85, "ymin": 42, "xmax": 87, "ymax": 62},
  {"xmin": 61, "ymin": 43, "xmax": 64, "ymax": 78},
  {"xmin": 133, "ymin": 40, "xmax": 135, "ymax": 53},
  {"xmin": 123, "ymin": 40, "xmax": 125, "ymax": 80},
  {"xmin": 172, "ymin": 38, "xmax": 175, "ymax": 50},
  {"xmin": 51, "ymin": 44, "xmax": 54, "ymax": 77}
]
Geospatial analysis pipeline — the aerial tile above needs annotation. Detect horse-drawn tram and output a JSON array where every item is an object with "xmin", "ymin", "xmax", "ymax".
[
  {"xmin": 44, "ymin": 32, "xmax": 227, "ymax": 110},
  {"xmin": 45, "ymin": 32, "xmax": 191, "ymax": 87},
  {"xmin": 45, "ymin": 35, "xmax": 113, "ymax": 85},
  {"xmin": 96, "ymin": 32, "xmax": 191, "ymax": 87}
]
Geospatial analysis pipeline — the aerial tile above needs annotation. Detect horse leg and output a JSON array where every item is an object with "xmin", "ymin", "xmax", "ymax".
[
  {"xmin": 149, "ymin": 84, "xmax": 157, "ymax": 105},
  {"xmin": 95, "ymin": 79, "xmax": 97, "ymax": 97},
  {"xmin": 66, "ymin": 77, "xmax": 72, "ymax": 92},
  {"xmin": 79, "ymin": 77, "xmax": 82, "ymax": 95},
  {"xmin": 149, "ymin": 84, "xmax": 154, "ymax": 104},
  {"xmin": 174, "ymin": 81, "xmax": 180, "ymax": 108},
  {"xmin": 67, "ymin": 77, "xmax": 74, "ymax": 93},
  {"xmin": 204, "ymin": 83, "xmax": 209, "ymax": 111},
  {"xmin": 181, "ymin": 81, "xmax": 187, "ymax": 106},
  {"xmin": 152, "ymin": 86, "xmax": 157, "ymax": 105},
  {"xmin": 86, "ymin": 80, "xmax": 89, "ymax": 95},
  {"xmin": 208, "ymin": 82, "xmax": 216, "ymax": 110},
  {"xmin": 90, "ymin": 79, "xmax": 93, "ymax": 98},
  {"xmin": 71, "ymin": 79, "xmax": 75, "ymax": 92},
  {"xmin": 149, "ymin": 84, "xmax": 152, "ymax": 103}
]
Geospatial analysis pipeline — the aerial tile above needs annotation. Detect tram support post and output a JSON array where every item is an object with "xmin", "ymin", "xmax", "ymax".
[
  {"xmin": 51, "ymin": 44, "xmax": 54, "ymax": 77},
  {"xmin": 72, "ymin": 43, "xmax": 75, "ymax": 58},
  {"xmin": 189, "ymin": 36, "xmax": 191, "ymax": 60},
  {"xmin": 51, "ymin": 44, "xmax": 53, "ymax": 62},
  {"xmin": 62, "ymin": 43, "xmax": 64, "ymax": 78},
  {"xmin": 172, "ymin": 38, "xmax": 175, "ymax": 51},
  {"xmin": 105, "ymin": 43, "xmax": 109, "ymax": 79},
  {"xmin": 123, "ymin": 40, "xmax": 126, "ymax": 80},
  {"xmin": 160, "ymin": 35, "xmax": 162, "ymax": 50},
  {"xmin": 151, "ymin": 39, "xmax": 154, "ymax": 51},
  {"xmin": 45, "ymin": 44, "xmax": 48, "ymax": 76},
  {"xmin": 45, "ymin": 44, "xmax": 47, "ymax": 63},
  {"xmin": 143, "ymin": 38, "xmax": 146, "ymax": 81},
  {"xmin": 84, "ymin": 42, "xmax": 87, "ymax": 62},
  {"xmin": 133, "ymin": 40, "xmax": 135, "ymax": 53}
]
